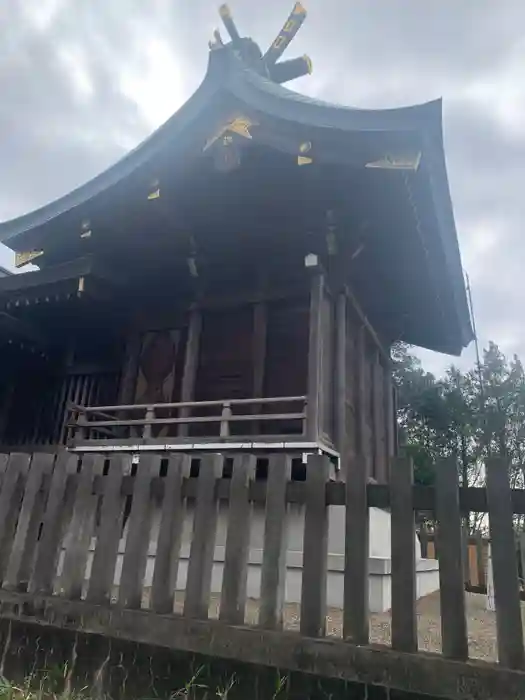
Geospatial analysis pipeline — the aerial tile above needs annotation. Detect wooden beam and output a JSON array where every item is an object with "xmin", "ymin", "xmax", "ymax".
[
  {"xmin": 1, "ymin": 591, "xmax": 524, "ymax": 700},
  {"xmin": 178, "ymin": 309, "xmax": 202, "ymax": 437},
  {"xmin": 306, "ymin": 271, "xmax": 324, "ymax": 441}
]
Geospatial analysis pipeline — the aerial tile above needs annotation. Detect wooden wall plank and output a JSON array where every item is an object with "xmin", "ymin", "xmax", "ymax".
[
  {"xmin": 219, "ymin": 454, "xmax": 256, "ymax": 624},
  {"xmin": 306, "ymin": 271, "xmax": 323, "ymax": 441},
  {"xmin": 343, "ymin": 454, "xmax": 369, "ymax": 644},
  {"xmin": 183, "ymin": 454, "xmax": 222, "ymax": 619},
  {"xmin": 0, "ymin": 453, "xmax": 31, "ymax": 582},
  {"xmin": 59, "ymin": 454, "xmax": 104, "ymax": 599},
  {"xmin": 259, "ymin": 453, "xmax": 291, "ymax": 630},
  {"xmin": 31, "ymin": 453, "xmax": 78, "ymax": 595},
  {"xmin": 86, "ymin": 454, "xmax": 128, "ymax": 604},
  {"xmin": 390, "ymin": 454, "xmax": 417, "ymax": 652},
  {"xmin": 150, "ymin": 454, "xmax": 190, "ymax": 614},
  {"xmin": 3, "ymin": 453, "xmax": 55, "ymax": 591},
  {"xmin": 300, "ymin": 454, "xmax": 330, "ymax": 638},
  {"xmin": 435, "ymin": 458, "xmax": 468, "ymax": 660},
  {"xmin": 486, "ymin": 457, "xmax": 524, "ymax": 669},
  {"xmin": 119, "ymin": 454, "xmax": 160, "ymax": 609}
]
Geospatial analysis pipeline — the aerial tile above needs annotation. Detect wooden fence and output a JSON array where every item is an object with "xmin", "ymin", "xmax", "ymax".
[{"xmin": 0, "ymin": 451, "xmax": 524, "ymax": 699}]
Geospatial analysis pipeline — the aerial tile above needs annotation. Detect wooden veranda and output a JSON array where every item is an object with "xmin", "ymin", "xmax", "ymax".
[{"xmin": 0, "ymin": 449, "xmax": 523, "ymax": 699}]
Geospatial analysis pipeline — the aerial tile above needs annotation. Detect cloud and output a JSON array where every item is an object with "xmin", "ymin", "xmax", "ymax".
[{"xmin": 0, "ymin": 0, "xmax": 523, "ymax": 376}]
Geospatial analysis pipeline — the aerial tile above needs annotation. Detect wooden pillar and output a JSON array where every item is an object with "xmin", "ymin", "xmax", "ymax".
[
  {"xmin": 371, "ymin": 352, "xmax": 384, "ymax": 482},
  {"xmin": 383, "ymin": 360, "xmax": 395, "ymax": 478},
  {"xmin": 306, "ymin": 271, "xmax": 323, "ymax": 442},
  {"xmin": 335, "ymin": 291, "xmax": 347, "ymax": 476},
  {"xmin": 118, "ymin": 332, "xmax": 141, "ymax": 405},
  {"xmin": 354, "ymin": 324, "xmax": 370, "ymax": 478},
  {"xmin": 178, "ymin": 309, "xmax": 202, "ymax": 437},
  {"xmin": 252, "ymin": 302, "xmax": 267, "ymax": 396}
]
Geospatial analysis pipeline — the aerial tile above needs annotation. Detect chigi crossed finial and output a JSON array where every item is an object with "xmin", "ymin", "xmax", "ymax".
[{"xmin": 210, "ymin": 3, "xmax": 312, "ymax": 84}]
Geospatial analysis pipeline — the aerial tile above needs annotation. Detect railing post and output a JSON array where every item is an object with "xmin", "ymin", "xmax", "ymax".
[
  {"xmin": 143, "ymin": 406, "xmax": 155, "ymax": 439},
  {"xmin": 220, "ymin": 402, "xmax": 232, "ymax": 437}
]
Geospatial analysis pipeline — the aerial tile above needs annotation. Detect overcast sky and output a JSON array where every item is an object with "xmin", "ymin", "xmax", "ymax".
[{"xmin": 0, "ymin": 0, "xmax": 523, "ymax": 375}]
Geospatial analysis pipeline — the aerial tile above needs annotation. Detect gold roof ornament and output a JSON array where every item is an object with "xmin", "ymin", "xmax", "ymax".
[
  {"xmin": 148, "ymin": 179, "xmax": 161, "ymax": 200},
  {"xmin": 15, "ymin": 250, "xmax": 43, "ymax": 268},
  {"xmin": 204, "ymin": 115, "xmax": 256, "ymax": 152}
]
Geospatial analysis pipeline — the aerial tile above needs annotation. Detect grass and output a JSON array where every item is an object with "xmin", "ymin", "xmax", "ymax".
[{"xmin": 0, "ymin": 665, "xmax": 289, "ymax": 700}]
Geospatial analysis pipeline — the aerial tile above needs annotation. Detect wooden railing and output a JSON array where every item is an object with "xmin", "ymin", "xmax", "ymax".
[
  {"xmin": 66, "ymin": 396, "xmax": 308, "ymax": 443},
  {"xmin": 0, "ymin": 451, "xmax": 523, "ymax": 699}
]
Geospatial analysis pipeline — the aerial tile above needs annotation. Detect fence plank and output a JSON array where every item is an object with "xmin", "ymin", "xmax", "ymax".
[
  {"xmin": 3, "ymin": 453, "xmax": 55, "ymax": 591},
  {"xmin": 59, "ymin": 454, "xmax": 104, "ymax": 599},
  {"xmin": 259, "ymin": 453, "xmax": 292, "ymax": 630},
  {"xmin": 486, "ymin": 457, "xmax": 524, "ymax": 669},
  {"xmin": 184, "ymin": 454, "xmax": 222, "ymax": 619},
  {"xmin": 343, "ymin": 454, "xmax": 369, "ymax": 644},
  {"xmin": 390, "ymin": 454, "xmax": 417, "ymax": 653},
  {"xmin": 119, "ymin": 454, "xmax": 160, "ymax": 609},
  {"xmin": 150, "ymin": 454, "xmax": 191, "ymax": 614},
  {"xmin": 300, "ymin": 454, "xmax": 330, "ymax": 638},
  {"xmin": 435, "ymin": 458, "xmax": 468, "ymax": 660},
  {"xmin": 86, "ymin": 455, "xmax": 128, "ymax": 604},
  {"xmin": 219, "ymin": 454, "xmax": 256, "ymax": 624},
  {"xmin": 31, "ymin": 452, "xmax": 78, "ymax": 595},
  {"xmin": 0, "ymin": 453, "xmax": 31, "ymax": 582}
]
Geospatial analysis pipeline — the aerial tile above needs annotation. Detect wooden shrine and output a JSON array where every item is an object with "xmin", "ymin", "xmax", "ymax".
[{"xmin": 0, "ymin": 3, "xmax": 472, "ymax": 480}]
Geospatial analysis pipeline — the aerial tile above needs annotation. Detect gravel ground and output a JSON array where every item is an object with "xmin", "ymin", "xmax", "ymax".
[{"xmin": 167, "ymin": 590, "xmax": 523, "ymax": 663}]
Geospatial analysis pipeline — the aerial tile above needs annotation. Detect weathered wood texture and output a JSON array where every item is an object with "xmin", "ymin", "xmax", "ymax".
[
  {"xmin": 259, "ymin": 453, "xmax": 291, "ymax": 630},
  {"xmin": 300, "ymin": 454, "xmax": 330, "ymax": 637},
  {"xmin": 435, "ymin": 458, "xmax": 468, "ymax": 660},
  {"xmin": 0, "ymin": 449, "xmax": 523, "ymax": 699},
  {"xmin": 219, "ymin": 454, "xmax": 256, "ymax": 624},
  {"xmin": 183, "ymin": 454, "xmax": 222, "ymax": 619},
  {"xmin": 486, "ymin": 457, "xmax": 525, "ymax": 669},
  {"xmin": 390, "ymin": 454, "xmax": 417, "ymax": 653},
  {"xmin": 343, "ymin": 453, "xmax": 369, "ymax": 644}
]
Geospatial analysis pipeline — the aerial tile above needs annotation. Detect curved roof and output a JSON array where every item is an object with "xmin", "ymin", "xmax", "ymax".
[
  {"xmin": 0, "ymin": 46, "xmax": 443, "ymax": 245},
  {"xmin": 0, "ymin": 40, "xmax": 473, "ymax": 354}
]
